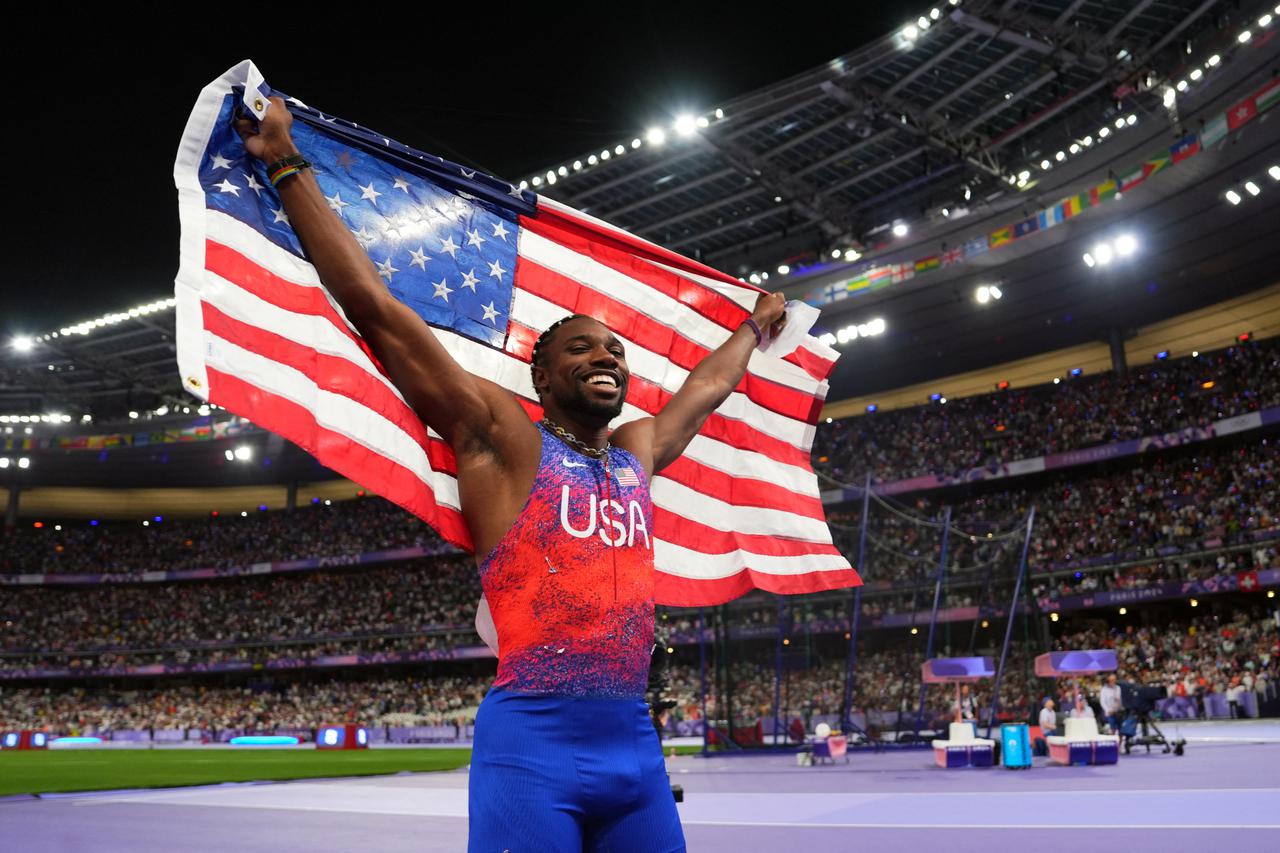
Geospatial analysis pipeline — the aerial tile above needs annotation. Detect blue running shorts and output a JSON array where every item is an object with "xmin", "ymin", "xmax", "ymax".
[{"xmin": 468, "ymin": 688, "xmax": 686, "ymax": 852}]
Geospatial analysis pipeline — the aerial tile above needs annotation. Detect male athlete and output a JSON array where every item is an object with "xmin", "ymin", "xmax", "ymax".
[{"xmin": 236, "ymin": 99, "xmax": 785, "ymax": 852}]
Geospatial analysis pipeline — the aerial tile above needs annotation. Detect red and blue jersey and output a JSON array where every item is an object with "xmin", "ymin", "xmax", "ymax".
[{"xmin": 479, "ymin": 423, "xmax": 655, "ymax": 698}]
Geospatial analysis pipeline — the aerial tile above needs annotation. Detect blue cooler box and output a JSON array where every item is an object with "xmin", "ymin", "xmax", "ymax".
[{"xmin": 1001, "ymin": 723, "xmax": 1032, "ymax": 769}]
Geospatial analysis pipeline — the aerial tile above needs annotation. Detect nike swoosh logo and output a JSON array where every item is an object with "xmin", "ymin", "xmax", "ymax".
[{"xmin": 562, "ymin": 458, "xmax": 588, "ymax": 469}]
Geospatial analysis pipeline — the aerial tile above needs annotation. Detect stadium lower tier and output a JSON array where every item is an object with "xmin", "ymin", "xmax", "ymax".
[{"xmin": 4, "ymin": 603, "xmax": 1274, "ymax": 740}]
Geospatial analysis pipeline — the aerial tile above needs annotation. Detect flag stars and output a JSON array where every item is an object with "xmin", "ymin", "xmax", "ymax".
[
  {"xmin": 440, "ymin": 235, "xmax": 460, "ymax": 258},
  {"xmin": 507, "ymin": 184, "xmax": 524, "ymax": 200},
  {"xmin": 460, "ymin": 269, "xmax": 480, "ymax": 291},
  {"xmin": 359, "ymin": 181, "xmax": 383, "ymax": 205},
  {"xmin": 215, "ymin": 178, "xmax": 240, "ymax": 196},
  {"xmin": 491, "ymin": 221, "xmax": 510, "ymax": 242},
  {"xmin": 393, "ymin": 175, "xmax": 412, "ymax": 193},
  {"xmin": 270, "ymin": 207, "xmax": 290, "ymax": 225},
  {"xmin": 487, "ymin": 259, "xmax": 506, "ymax": 281},
  {"xmin": 245, "ymin": 173, "xmax": 264, "ymax": 195},
  {"xmin": 325, "ymin": 191, "xmax": 350, "ymax": 213},
  {"xmin": 432, "ymin": 277, "xmax": 454, "ymax": 301},
  {"xmin": 209, "ymin": 153, "xmax": 233, "ymax": 170},
  {"xmin": 461, "ymin": 168, "xmax": 477, "ymax": 179},
  {"xmin": 409, "ymin": 247, "xmax": 430, "ymax": 270},
  {"xmin": 481, "ymin": 301, "xmax": 501, "ymax": 324},
  {"xmin": 466, "ymin": 228, "xmax": 486, "ymax": 249},
  {"xmin": 351, "ymin": 225, "xmax": 375, "ymax": 247},
  {"xmin": 376, "ymin": 258, "xmax": 399, "ymax": 281}
]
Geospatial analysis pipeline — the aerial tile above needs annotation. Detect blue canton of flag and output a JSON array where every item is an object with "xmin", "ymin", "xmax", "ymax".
[
  {"xmin": 198, "ymin": 93, "xmax": 524, "ymax": 348},
  {"xmin": 963, "ymin": 236, "xmax": 988, "ymax": 260}
]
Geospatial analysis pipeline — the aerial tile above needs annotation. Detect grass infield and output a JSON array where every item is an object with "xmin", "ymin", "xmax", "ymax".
[{"xmin": 0, "ymin": 744, "xmax": 707, "ymax": 796}]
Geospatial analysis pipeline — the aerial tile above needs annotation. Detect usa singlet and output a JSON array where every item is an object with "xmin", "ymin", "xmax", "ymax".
[
  {"xmin": 468, "ymin": 423, "xmax": 686, "ymax": 853},
  {"xmin": 479, "ymin": 421, "xmax": 656, "ymax": 698}
]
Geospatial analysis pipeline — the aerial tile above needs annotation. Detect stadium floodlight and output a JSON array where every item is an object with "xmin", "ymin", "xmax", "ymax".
[
  {"xmin": 1262, "ymin": 13, "xmax": 1274, "ymax": 26},
  {"xmin": 1189, "ymin": 69, "xmax": 1203, "ymax": 81},
  {"xmin": 17, "ymin": 457, "xmax": 30, "ymax": 469},
  {"xmin": 1126, "ymin": 114, "xmax": 1138, "ymax": 126},
  {"xmin": 1099, "ymin": 127, "xmax": 1110, "ymax": 139},
  {"xmin": 1269, "ymin": 165, "xmax": 1280, "ymax": 181},
  {"xmin": 614, "ymin": 144, "xmax": 625, "ymax": 155},
  {"xmin": 1082, "ymin": 252, "xmax": 1096, "ymax": 268},
  {"xmin": 988, "ymin": 285, "xmax": 1002, "ymax": 300},
  {"xmin": 233, "ymin": 445, "xmax": 252, "ymax": 461},
  {"xmin": 154, "ymin": 405, "xmax": 169, "ymax": 416},
  {"xmin": 1207, "ymin": 53, "xmax": 1221, "ymax": 67},
  {"xmin": 1082, "ymin": 135, "xmax": 1093, "ymax": 146},
  {"xmin": 1093, "ymin": 242, "xmax": 1114, "ymax": 265},
  {"xmin": 844, "ymin": 249, "xmax": 861, "ymax": 261},
  {"xmin": 714, "ymin": 108, "xmax": 724, "ymax": 119},
  {"xmin": 930, "ymin": 7, "xmax": 941, "ymax": 19},
  {"xmin": 224, "ymin": 449, "xmax": 235, "ymax": 462},
  {"xmin": 902, "ymin": 24, "xmax": 919, "ymax": 41},
  {"xmin": 1040, "ymin": 159, "xmax": 1051, "ymax": 170},
  {"xmin": 695, "ymin": 116, "xmax": 709, "ymax": 129},
  {"xmin": 917, "ymin": 16, "xmax": 930, "ymax": 29},
  {"xmin": 545, "ymin": 171, "xmax": 556, "ymax": 185},
  {"xmin": 1163, "ymin": 88, "xmax": 1177, "ymax": 107},
  {"xmin": 0, "ymin": 458, "xmax": 8, "ymax": 469},
  {"xmin": 1225, "ymin": 189, "xmax": 1242, "ymax": 205},
  {"xmin": 748, "ymin": 273, "xmax": 761, "ymax": 285},
  {"xmin": 831, "ymin": 249, "xmax": 842, "ymax": 258},
  {"xmin": 631, "ymin": 138, "xmax": 642, "ymax": 149},
  {"xmin": 975, "ymin": 286, "xmax": 991, "ymax": 304},
  {"xmin": 518, "ymin": 180, "xmax": 528, "ymax": 190},
  {"xmin": 1053, "ymin": 377, "xmax": 1061, "ymax": 384},
  {"xmin": 1055, "ymin": 150, "xmax": 1066, "ymax": 161},
  {"xmin": 11, "ymin": 336, "xmax": 33, "ymax": 352},
  {"xmin": 586, "ymin": 155, "xmax": 597, "ymax": 165},
  {"xmin": 598, "ymin": 149, "xmax": 610, "ymax": 160},
  {"xmin": 557, "ymin": 166, "xmax": 568, "ymax": 177},
  {"xmin": 1245, "ymin": 181, "xmax": 1261, "ymax": 196},
  {"xmin": 128, "ymin": 410, "xmax": 139, "ymax": 419},
  {"xmin": 1176, "ymin": 80, "xmax": 1189, "ymax": 92},
  {"xmin": 1018, "ymin": 170, "xmax": 1030, "ymax": 181},
  {"xmin": 673, "ymin": 115, "xmax": 697, "ymax": 137},
  {"xmin": 1114, "ymin": 117, "xmax": 1126, "ymax": 129},
  {"xmin": 198, "ymin": 405, "xmax": 210, "ymax": 416},
  {"xmin": 1238, "ymin": 30, "xmax": 1252, "ymax": 43},
  {"xmin": 530, "ymin": 176, "xmax": 542, "ymax": 187},
  {"xmin": 777, "ymin": 264, "xmax": 790, "ymax": 275},
  {"xmin": 1115, "ymin": 233, "xmax": 1138, "ymax": 256},
  {"xmin": 645, "ymin": 127, "xmax": 666, "ymax": 146},
  {"xmin": 1069, "ymin": 143, "xmax": 1081, "ymax": 155},
  {"xmin": 892, "ymin": 222, "xmax": 908, "ymax": 237}
]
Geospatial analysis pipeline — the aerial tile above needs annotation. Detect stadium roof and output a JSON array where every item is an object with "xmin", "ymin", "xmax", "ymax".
[{"xmin": 3, "ymin": 0, "xmax": 1279, "ymax": 422}]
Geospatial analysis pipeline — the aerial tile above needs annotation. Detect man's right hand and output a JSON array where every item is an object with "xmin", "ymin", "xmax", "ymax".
[{"xmin": 233, "ymin": 96, "xmax": 298, "ymax": 164}]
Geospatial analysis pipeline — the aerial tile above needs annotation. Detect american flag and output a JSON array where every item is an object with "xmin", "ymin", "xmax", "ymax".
[{"xmin": 174, "ymin": 62, "xmax": 859, "ymax": 606}]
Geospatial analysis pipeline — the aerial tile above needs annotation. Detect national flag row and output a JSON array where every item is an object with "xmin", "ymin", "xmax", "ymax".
[
  {"xmin": 810, "ymin": 75, "xmax": 1280, "ymax": 307},
  {"xmin": 1, "ymin": 419, "xmax": 257, "ymax": 452}
]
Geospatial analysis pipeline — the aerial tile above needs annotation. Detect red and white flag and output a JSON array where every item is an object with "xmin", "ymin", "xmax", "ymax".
[{"xmin": 174, "ymin": 62, "xmax": 860, "ymax": 606}]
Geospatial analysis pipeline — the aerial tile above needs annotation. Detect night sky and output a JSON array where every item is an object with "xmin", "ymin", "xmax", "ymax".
[{"xmin": 2, "ymin": 4, "xmax": 911, "ymax": 339}]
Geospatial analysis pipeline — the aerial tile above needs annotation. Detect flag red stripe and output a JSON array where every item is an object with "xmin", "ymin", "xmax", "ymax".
[
  {"xmin": 516, "ymin": 258, "xmax": 824, "ymax": 424},
  {"xmin": 784, "ymin": 345, "xmax": 835, "ymax": 382},
  {"xmin": 522, "ymin": 211, "xmax": 762, "ymax": 340},
  {"xmin": 200, "ymin": 301, "xmax": 459, "ymax": 477},
  {"xmin": 653, "ymin": 508, "xmax": 842, "ymax": 557},
  {"xmin": 659, "ymin": 456, "xmax": 826, "ymax": 520},
  {"xmin": 205, "ymin": 367, "xmax": 473, "ymax": 550},
  {"xmin": 206, "ymin": 238, "xmax": 395, "ymax": 382}
]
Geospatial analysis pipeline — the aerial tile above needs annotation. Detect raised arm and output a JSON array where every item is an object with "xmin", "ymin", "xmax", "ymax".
[
  {"xmin": 233, "ymin": 98, "xmax": 530, "ymax": 456},
  {"xmin": 613, "ymin": 292, "xmax": 786, "ymax": 474}
]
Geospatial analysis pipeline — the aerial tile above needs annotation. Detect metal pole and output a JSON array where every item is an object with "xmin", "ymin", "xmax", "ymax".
[
  {"xmin": 986, "ymin": 507, "xmax": 1036, "ymax": 738},
  {"xmin": 841, "ymin": 474, "xmax": 872, "ymax": 734},
  {"xmin": 772, "ymin": 598, "xmax": 785, "ymax": 746},
  {"xmin": 915, "ymin": 507, "xmax": 951, "ymax": 734},
  {"xmin": 4, "ymin": 484, "xmax": 17, "ymax": 529},
  {"xmin": 698, "ymin": 608, "xmax": 709, "ymax": 757}
]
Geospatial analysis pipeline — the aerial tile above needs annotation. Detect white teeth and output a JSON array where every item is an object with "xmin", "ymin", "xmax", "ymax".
[{"xmin": 586, "ymin": 375, "xmax": 617, "ymax": 387}]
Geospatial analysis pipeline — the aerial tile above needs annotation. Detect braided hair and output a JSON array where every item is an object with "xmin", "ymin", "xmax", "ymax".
[{"xmin": 530, "ymin": 314, "xmax": 593, "ymax": 398}]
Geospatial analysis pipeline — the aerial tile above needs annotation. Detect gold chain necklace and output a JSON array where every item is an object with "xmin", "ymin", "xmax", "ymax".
[{"xmin": 541, "ymin": 418, "xmax": 609, "ymax": 461}]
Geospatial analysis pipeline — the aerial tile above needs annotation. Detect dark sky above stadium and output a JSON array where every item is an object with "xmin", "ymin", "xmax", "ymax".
[{"xmin": 2, "ymin": 4, "xmax": 912, "ymax": 338}]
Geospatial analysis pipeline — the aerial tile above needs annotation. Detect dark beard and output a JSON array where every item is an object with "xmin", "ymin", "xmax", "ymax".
[{"xmin": 564, "ymin": 376, "xmax": 628, "ymax": 422}]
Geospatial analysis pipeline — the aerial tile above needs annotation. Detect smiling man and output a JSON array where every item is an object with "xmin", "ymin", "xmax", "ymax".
[{"xmin": 235, "ymin": 98, "xmax": 784, "ymax": 853}]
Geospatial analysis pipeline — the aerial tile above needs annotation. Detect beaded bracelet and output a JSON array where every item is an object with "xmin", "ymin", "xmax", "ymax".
[{"xmin": 742, "ymin": 317, "xmax": 763, "ymax": 344}]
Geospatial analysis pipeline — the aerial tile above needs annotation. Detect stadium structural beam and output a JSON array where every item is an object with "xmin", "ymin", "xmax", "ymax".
[
  {"xmin": 5, "ymin": 484, "xmax": 17, "ymax": 529},
  {"xmin": 840, "ymin": 475, "xmax": 872, "ymax": 740},
  {"xmin": 691, "ymin": 134, "xmax": 851, "ymax": 239},
  {"xmin": 948, "ymin": 7, "xmax": 1107, "ymax": 71},
  {"xmin": 665, "ymin": 206, "xmax": 796, "ymax": 254},
  {"xmin": 914, "ymin": 506, "xmax": 951, "ymax": 732},
  {"xmin": 287, "ymin": 480, "xmax": 298, "ymax": 511},
  {"xmin": 1109, "ymin": 327, "xmax": 1129, "ymax": 381},
  {"xmin": 819, "ymin": 80, "xmax": 1004, "ymax": 180},
  {"xmin": 883, "ymin": 31, "xmax": 980, "ymax": 100},
  {"xmin": 985, "ymin": 507, "xmax": 1036, "ymax": 740}
]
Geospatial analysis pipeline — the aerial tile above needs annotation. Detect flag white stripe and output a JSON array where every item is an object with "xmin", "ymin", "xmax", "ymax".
[
  {"xmin": 651, "ymin": 478, "xmax": 831, "ymax": 542},
  {"xmin": 203, "ymin": 333, "xmax": 461, "ymax": 510},
  {"xmin": 655, "ymin": 539, "xmax": 853, "ymax": 579}
]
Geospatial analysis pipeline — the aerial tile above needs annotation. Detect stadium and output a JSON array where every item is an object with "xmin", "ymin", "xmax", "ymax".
[{"xmin": 3, "ymin": 2, "xmax": 1280, "ymax": 850}]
